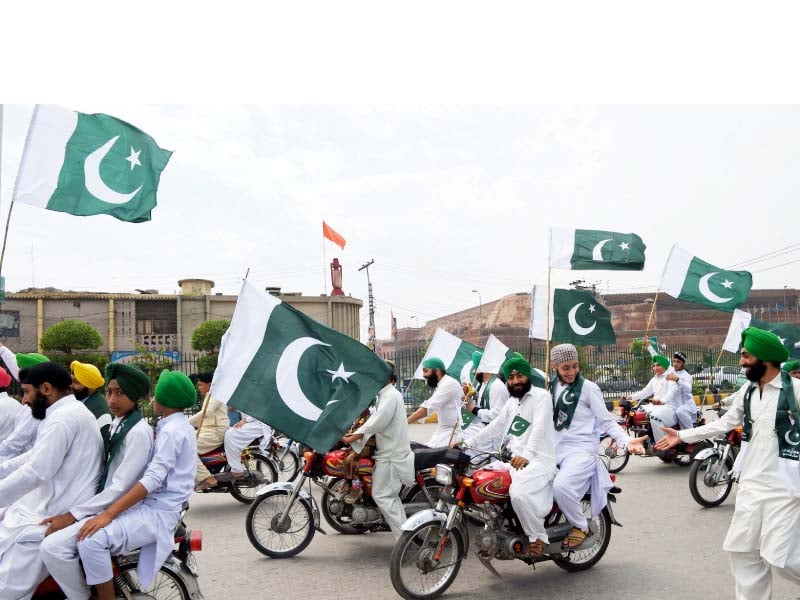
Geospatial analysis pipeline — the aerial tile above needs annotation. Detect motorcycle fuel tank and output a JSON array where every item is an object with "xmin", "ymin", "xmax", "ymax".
[{"xmin": 470, "ymin": 468, "xmax": 511, "ymax": 504}]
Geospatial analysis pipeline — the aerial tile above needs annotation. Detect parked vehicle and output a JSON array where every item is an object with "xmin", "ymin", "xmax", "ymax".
[
  {"xmin": 694, "ymin": 366, "xmax": 741, "ymax": 389},
  {"xmin": 596, "ymin": 375, "xmax": 639, "ymax": 394}
]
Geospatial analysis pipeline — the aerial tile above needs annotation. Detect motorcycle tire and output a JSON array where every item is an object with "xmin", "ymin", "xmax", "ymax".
[
  {"xmin": 689, "ymin": 451, "xmax": 736, "ymax": 508},
  {"xmin": 321, "ymin": 478, "xmax": 369, "ymax": 534},
  {"xmin": 389, "ymin": 521, "xmax": 465, "ymax": 600},
  {"xmin": 599, "ymin": 436, "xmax": 629, "ymax": 474},
  {"xmin": 229, "ymin": 452, "xmax": 278, "ymax": 504},
  {"xmin": 403, "ymin": 479, "xmax": 445, "ymax": 508},
  {"xmin": 246, "ymin": 489, "xmax": 315, "ymax": 558},
  {"xmin": 116, "ymin": 562, "xmax": 191, "ymax": 599},
  {"xmin": 553, "ymin": 503, "xmax": 612, "ymax": 572},
  {"xmin": 274, "ymin": 446, "xmax": 301, "ymax": 482}
]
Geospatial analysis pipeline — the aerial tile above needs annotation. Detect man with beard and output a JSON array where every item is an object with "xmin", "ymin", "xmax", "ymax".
[
  {"xmin": 0, "ymin": 352, "xmax": 50, "ymax": 461},
  {"xmin": 783, "ymin": 360, "xmax": 800, "ymax": 380},
  {"xmin": 40, "ymin": 363, "xmax": 154, "ymax": 600},
  {"xmin": 457, "ymin": 356, "xmax": 557, "ymax": 558},
  {"xmin": 626, "ymin": 355, "xmax": 679, "ymax": 443},
  {"xmin": 666, "ymin": 351, "xmax": 698, "ymax": 429},
  {"xmin": 407, "ymin": 357, "xmax": 464, "ymax": 448},
  {"xmin": 0, "ymin": 362, "xmax": 102, "ymax": 598},
  {"xmin": 191, "ymin": 372, "xmax": 231, "ymax": 491},
  {"xmin": 657, "ymin": 328, "xmax": 800, "ymax": 600},
  {"xmin": 549, "ymin": 344, "xmax": 646, "ymax": 550},
  {"xmin": 71, "ymin": 360, "xmax": 112, "ymax": 446}
]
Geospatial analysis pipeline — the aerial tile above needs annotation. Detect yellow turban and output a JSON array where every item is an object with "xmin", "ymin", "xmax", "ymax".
[{"xmin": 70, "ymin": 360, "xmax": 105, "ymax": 389}]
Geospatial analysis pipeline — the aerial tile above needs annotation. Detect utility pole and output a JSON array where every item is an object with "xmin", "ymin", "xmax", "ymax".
[{"xmin": 359, "ymin": 259, "xmax": 376, "ymax": 351}]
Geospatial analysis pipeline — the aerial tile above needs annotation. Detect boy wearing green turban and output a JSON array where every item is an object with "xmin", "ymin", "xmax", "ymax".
[
  {"xmin": 626, "ymin": 355, "xmax": 680, "ymax": 444},
  {"xmin": 783, "ymin": 360, "xmax": 800, "ymax": 380},
  {"xmin": 657, "ymin": 327, "xmax": 800, "ymax": 597}
]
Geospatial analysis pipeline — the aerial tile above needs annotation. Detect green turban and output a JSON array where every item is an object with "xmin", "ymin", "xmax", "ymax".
[
  {"xmin": 502, "ymin": 356, "xmax": 532, "ymax": 380},
  {"xmin": 472, "ymin": 351, "xmax": 483, "ymax": 370},
  {"xmin": 782, "ymin": 360, "xmax": 800, "ymax": 373},
  {"xmin": 105, "ymin": 363, "xmax": 151, "ymax": 401},
  {"xmin": 512, "ymin": 352, "xmax": 525, "ymax": 360},
  {"xmin": 422, "ymin": 357, "xmax": 446, "ymax": 372},
  {"xmin": 652, "ymin": 355, "xmax": 670, "ymax": 369},
  {"xmin": 155, "ymin": 369, "xmax": 197, "ymax": 409},
  {"xmin": 16, "ymin": 353, "xmax": 49, "ymax": 369},
  {"xmin": 742, "ymin": 327, "xmax": 790, "ymax": 363}
]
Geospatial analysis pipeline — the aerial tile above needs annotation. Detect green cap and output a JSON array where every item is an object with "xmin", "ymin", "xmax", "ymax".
[
  {"xmin": 652, "ymin": 355, "xmax": 670, "ymax": 369},
  {"xmin": 422, "ymin": 357, "xmax": 446, "ymax": 371}
]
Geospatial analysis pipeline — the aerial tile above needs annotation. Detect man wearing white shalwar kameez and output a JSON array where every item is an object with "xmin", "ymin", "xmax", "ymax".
[
  {"xmin": 463, "ymin": 371, "xmax": 511, "ymax": 455},
  {"xmin": 0, "ymin": 363, "xmax": 103, "ymax": 599},
  {"xmin": 0, "ymin": 373, "xmax": 22, "ymax": 442},
  {"xmin": 658, "ymin": 328, "xmax": 800, "ymax": 600},
  {"xmin": 343, "ymin": 364, "xmax": 415, "ymax": 539},
  {"xmin": 548, "ymin": 344, "xmax": 645, "ymax": 550},
  {"xmin": 75, "ymin": 369, "xmax": 197, "ymax": 600},
  {"xmin": 461, "ymin": 356, "xmax": 556, "ymax": 557},
  {"xmin": 407, "ymin": 357, "xmax": 464, "ymax": 448},
  {"xmin": 40, "ymin": 363, "xmax": 154, "ymax": 600},
  {"xmin": 223, "ymin": 411, "xmax": 273, "ymax": 479},
  {"xmin": 0, "ymin": 351, "xmax": 50, "ymax": 462},
  {"xmin": 629, "ymin": 355, "xmax": 679, "ymax": 442},
  {"xmin": 667, "ymin": 351, "xmax": 698, "ymax": 430}
]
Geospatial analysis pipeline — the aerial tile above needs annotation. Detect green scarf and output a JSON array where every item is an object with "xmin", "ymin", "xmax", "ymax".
[
  {"xmin": 551, "ymin": 374, "xmax": 585, "ymax": 431},
  {"xmin": 743, "ymin": 371, "xmax": 800, "ymax": 461},
  {"xmin": 98, "ymin": 408, "xmax": 145, "ymax": 491},
  {"xmin": 478, "ymin": 376, "xmax": 496, "ymax": 410}
]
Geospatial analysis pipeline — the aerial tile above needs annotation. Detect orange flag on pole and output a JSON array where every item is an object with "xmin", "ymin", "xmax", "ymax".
[{"xmin": 323, "ymin": 221, "xmax": 346, "ymax": 249}]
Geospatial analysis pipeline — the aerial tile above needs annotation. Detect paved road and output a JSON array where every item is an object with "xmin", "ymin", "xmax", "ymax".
[{"xmin": 186, "ymin": 423, "xmax": 798, "ymax": 600}]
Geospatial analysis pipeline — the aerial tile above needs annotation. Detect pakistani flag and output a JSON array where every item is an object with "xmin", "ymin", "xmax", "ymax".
[
  {"xmin": 507, "ymin": 415, "xmax": 531, "ymax": 437},
  {"xmin": 14, "ymin": 105, "xmax": 172, "ymax": 223},
  {"xmin": 659, "ymin": 245, "xmax": 752, "ymax": 313},
  {"xmin": 413, "ymin": 328, "xmax": 480, "ymax": 383},
  {"xmin": 476, "ymin": 334, "xmax": 514, "ymax": 375},
  {"xmin": 211, "ymin": 280, "xmax": 391, "ymax": 452},
  {"xmin": 722, "ymin": 308, "xmax": 800, "ymax": 359},
  {"xmin": 549, "ymin": 227, "xmax": 646, "ymax": 271},
  {"xmin": 530, "ymin": 286, "xmax": 617, "ymax": 345}
]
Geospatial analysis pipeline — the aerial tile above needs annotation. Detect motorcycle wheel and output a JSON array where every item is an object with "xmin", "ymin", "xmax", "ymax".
[
  {"xmin": 673, "ymin": 440, "xmax": 712, "ymax": 468},
  {"xmin": 689, "ymin": 451, "xmax": 736, "ymax": 507},
  {"xmin": 321, "ymin": 478, "xmax": 369, "ymax": 534},
  {"xmin": 599, "ymin": 436, "xmax": 629, "ymax": 474},
  {"xmin": 229, "ymin": 452, "xmax": 278, "ymax": 504},
  {"xmin": 390, "ymin": 521, "xmax": 464, "ymax": 600},
  {"xmin": 403, "ymin": 478, "xmax": 445, "ymax": 508},
  {"xmin": 245, "ymin": 489, "xmax": 315, "ymax": 558},
  {"xmin": 274, "ymin": 446, "xmax": 301, "ymax": 482},
  {"xmin": 553, "ymin": 501, "xmax": 612, "ymax": 572},
  {"xmin": 116, "ymin": 563, "xmax": 190, "ymax": 600}
]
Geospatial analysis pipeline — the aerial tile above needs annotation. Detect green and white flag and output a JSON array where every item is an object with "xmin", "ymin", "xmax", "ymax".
[
  {"xmin": 413, "ymin": 327, "xmax": 480, "ymax": 383},
  {"xmin": 659, "ymin": 245, "xmax": 752, "ymax": 313},
  {"xmin": 14, "ymin": 105, "xmax": 172, "ymax": 223},
  {"xmin": 507, "ymin": 415, "xmax": 531, "ymax": 437},
  {"xmin": 530, "ymin": 286, "xmax": 617, "ymax": 345},
  {"xmin": 211, "ymin": 280, "xmax": 391, "ymax": 452},
  {"xmin": 476, "ymin": 334, "xmax": 514, "ymax": 375},
  {"xmin": 722, "ymin": 308, "xmax": 800, "ymax": 359},
  {"xmin": 549, "ymin": 227, "xmax": 646, "ymax": 271}
]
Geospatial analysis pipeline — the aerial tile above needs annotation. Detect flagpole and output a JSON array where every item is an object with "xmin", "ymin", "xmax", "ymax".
[
  {"xmin": 700, "ymin": 347, "xmax": 726, "ymax": 407},
  {"xmin": 643, "ymin": 290, "xmax": 660, "ymax": 342},
  {"xmin": 0, "ymin": 201, "xmax": 15, "ymax": 276},
  {"xmin": 322, "ymin": 228, "xmax": 327, "ymax": 295},
  {"xmin": 544, "ymin": 266, "xmax": 552, "ymax": 389}
]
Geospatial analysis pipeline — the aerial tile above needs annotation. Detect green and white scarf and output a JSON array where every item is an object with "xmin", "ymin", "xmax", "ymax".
[{"xmin": 551, "ymin": 374, "xmax": 585, "ymax": 431}]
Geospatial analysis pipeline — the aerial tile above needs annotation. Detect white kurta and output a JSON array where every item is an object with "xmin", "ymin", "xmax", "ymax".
[
  {"xmin": 354, "ymin": 383, "xmax": 415, "ymax": 538},
  {"xmin": 466, "ymin": 388, "xmax": 557, "ymax": 542},
  {"xmin": 0, "ymin": 393, "xmax": 23, "ymax": 442},
  {"xmin": 0, "ymin": 347, "xmax": 19, "ymax": 382},
  {"xmin": 0, "ymin": 404, "xmax": 39, "ymax": 462},
  {"xmin": 553, "ymin": 378, "xmax": 631, "ymax": 530},
  {"xmin": 77, "ymin": 412, "xmax": 196, "ymax": 588},
  {"xmin": 632, "ymin": 370, "xmax": 680, "ymax": 441},
  {"xmin": 463, "ymin": 377, "xmax": 510, "ymax": 455},
  {"xmin": 673, "ymin": 369, "xmax": 697, "ymax": 429},
  {"xmin": 40, "ymin": 417, "xmax": 155, "ymax": 599},
  {"xmin": 421, "ymin": 375, "xmax": 464, "ymax": 447},
  {"xmin": 223, "ymin": 411, "xmax": 273, "ymax": 472},
  {"xmin": 0, "ymin": 395, "xmax": 103, "ymax": 599}
]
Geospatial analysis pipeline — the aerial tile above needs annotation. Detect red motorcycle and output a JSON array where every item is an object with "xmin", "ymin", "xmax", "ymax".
[
  {"xmin": 389, "ymin": 450, "xmax": 620, "ymax": 599},
  {"xmin": 196, "ymin": 440, "xmax": 277, "ymax": 503},
  {"xmin": 599, "ymin": 398, "xmax": 710, "ymax": 473},
  {"xmin": 245, "ymin": 446, "xmax": 457, "ymax": 558},
  {"xmin": 33, "ymin": 505, "xmax": 203, "ymax": 599}
]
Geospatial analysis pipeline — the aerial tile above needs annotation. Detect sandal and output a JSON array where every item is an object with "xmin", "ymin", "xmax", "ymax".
[
  {"xmin": 522, "ymin": 539, "xmax": 545, "ymax": 558},
  {"xmin": 561, "ymin": 527, "xmax": 589, "ymax": 550},
  {"xmin": 194, "ymin": 479, "xmax": 217, "ymax": 491}
]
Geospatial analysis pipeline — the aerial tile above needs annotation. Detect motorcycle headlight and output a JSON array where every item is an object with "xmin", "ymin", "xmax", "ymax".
[{"xmin": 434, "ymin": 464, "xmax": 453, "ymax": 486}]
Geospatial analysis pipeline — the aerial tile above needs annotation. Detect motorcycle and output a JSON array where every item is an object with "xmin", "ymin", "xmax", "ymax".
[
  {"xmin": 599, "ymin": 398, "xmax": 710, "ymax": 473},
  {"xmin": 34, "ymin": 504, "xmax": 204, "ymax": 600},
  {"xmin": 389, "ymin": 449, "xmax": 621, "ymax": 600},
  {"xmin": 264, "ymin": 436, "xmax": 302, "ymax": 482},
  {"xmin": 196, "ymin": 440, "xmax": 278, "ymax": 503},
  {"xmin": 689, "ymin": 407, "xmax": 743, "ymax": 508},
  {"xmin": 245, "ymin": 446, "xmax": 459, "ymax": 558}
]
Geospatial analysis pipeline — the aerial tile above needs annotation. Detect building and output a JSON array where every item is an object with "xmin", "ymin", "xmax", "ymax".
[{"xmin": 0, "ymin": 280, "xmax": 362, "ymax": 355}]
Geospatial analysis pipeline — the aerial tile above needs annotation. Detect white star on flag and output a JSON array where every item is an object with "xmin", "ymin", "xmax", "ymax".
[
  {"xmin": 125, "ymin": 147, "xmax": 142, "ymax": 170},
  {"xmin": 721, "ymin": 279, "xmax": 734, "ymax": 289},
  {"xmin": 588, "ymin": 304, "xmax": 596, "ymax": 313},
  {"xmin": 326, "ymin": 362, "xmax": 356, "ymax": 383},
  {"xmin": 619, "ymin": 242, "xmax": 630, "ymax": 250}
]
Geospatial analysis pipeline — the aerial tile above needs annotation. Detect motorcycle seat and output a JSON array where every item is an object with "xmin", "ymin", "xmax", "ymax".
[{"xmin": 413, "ymin": 447, "xmax": 471, "ymax": 471}]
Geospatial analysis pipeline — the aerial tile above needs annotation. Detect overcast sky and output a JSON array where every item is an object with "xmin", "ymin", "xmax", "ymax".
[{"xmin": 1, "ymin": 104, "xmax": 798, "ymax": 341}]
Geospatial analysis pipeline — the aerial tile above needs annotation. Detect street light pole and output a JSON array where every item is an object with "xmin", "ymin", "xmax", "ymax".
[
  {"xmin": 784, "ymin": 286, "xmax": 788, "ymax": 323},
  {"xmin": 472, "ymin": 289, "xmax": 482, "ymax": 346},
  {"xmin": 410, "ymin": 316, "xmax": 419, "ymax": 359}
]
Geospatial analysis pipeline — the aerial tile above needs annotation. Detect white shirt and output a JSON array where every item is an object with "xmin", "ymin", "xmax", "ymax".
[
  {"xmin": 476, "ymin": 377, "xmax": 511, "ymax": 425},
  {"xmin": 0, "ymin": 406, "xmax": 39, "ymax": 461},
  {"xmin": 467, "ymin": 387, "xmax": 556, "ymax": 471},
  {"xmin": 673, "ymin": 369, "xmax": 697, "ymax": 413},
  {"xmin": 355, "ymin": 384, "xmax": 414, "ymax": 469},
  {"xmin": 70, "ymin": 417, "xmax": 155, "ymax": 520},
  {"xmin": 0, "ymin": 347, "xmax": 19, "ymax": 382},
  {"xmin": 631, "ymin": 371, "xmax": 679, "ymax": 409},
  {"xmin": 0, "ymin": 393, "xmax": 23, "ymax": 441},
  {"xmin": 421, "ymin": 375, "xmax": 464, "ymax": 447},
  {"xmin": 140, "ymin": 412, "xmax": 197, "ymax": 513},
  {"xmin": 0, "ymin": 396, "xmax": 103, "ymax": 525}
]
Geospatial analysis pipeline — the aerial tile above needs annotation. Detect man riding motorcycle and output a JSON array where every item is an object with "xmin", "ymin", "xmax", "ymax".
[
  {"xmin": 628, "ymin": 355, "xmax": 680, "ymax": 443},
  {"xmin": 666, "ymin": 351, "xmax": 698, "ymax": 429}
]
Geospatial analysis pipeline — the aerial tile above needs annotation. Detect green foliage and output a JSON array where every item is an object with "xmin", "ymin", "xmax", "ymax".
[
  {"xmin": 629, "ymin": 339, "xmax": 652, "ymax": 386},
  {"xmin": 191, "ymin": 320, "xmax": 230, "ymax": 352},
  {"xmin": 197, "ymin": 353, "xmax": 219, "ymax": 372},
  {"xmin": 41, "ymin": 320, "xmax": 103, "ymax": 354}
]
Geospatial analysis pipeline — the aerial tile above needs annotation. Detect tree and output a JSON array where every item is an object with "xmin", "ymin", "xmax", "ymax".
[
  {"xmin": 191, "ymin": 319, "xmax": 230, "ymax": 372},
  {"xmin": 40, "ymin": 320, "xmax": 103, "ymax": 354}
]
